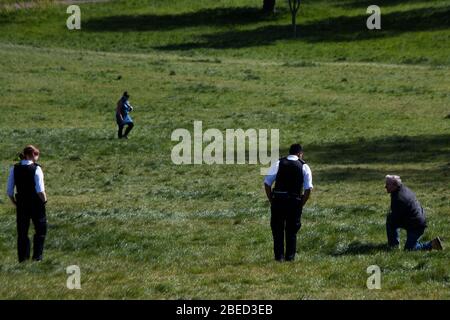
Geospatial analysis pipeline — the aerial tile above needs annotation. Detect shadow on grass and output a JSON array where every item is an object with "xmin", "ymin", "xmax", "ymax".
[
  {"xmin": 315, "ymin": 166, "xmax": 450, "ymax": 185},
  {"xmin": 83, "ymin": 7, "xmax": 285, "ymax": 32},
  {"xmin": 154, "ymin": 6, "xmax": 450, "ymax": 50},
  {"xmin": 332, "ymin": 241, "xmax": 390, "ymax": 256},
  {"xmin": 278, "ymin": 134, "xmax": 450, "ymax": 185},
  {"xmin": 289, "ymin": 134, "xmax": 450, "ymax": 165},
  {"xmin": 336, "ymin": 0, "xmax": 436, "ymax": 9}
]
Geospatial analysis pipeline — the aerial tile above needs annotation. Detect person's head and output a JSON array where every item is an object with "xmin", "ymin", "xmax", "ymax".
[
  {"xmin": 385, "ymin": 175, "xmax": 402, "ymax": 193},
  {"xmin": 123, "ymin": 91, "xmax": 130, "ymax": 99},
  {"xmin": 19, "ymin": 145, "xmax": 40, "ymax": 162},
  {"xmin": 289, "ymin": 143, "xmax": 303, "ymax": 158}
]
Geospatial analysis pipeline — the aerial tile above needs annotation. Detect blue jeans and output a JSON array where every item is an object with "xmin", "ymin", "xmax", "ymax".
[{"xmin": 386, "ymin": 222, "xmax": 432, "ymax": 251}]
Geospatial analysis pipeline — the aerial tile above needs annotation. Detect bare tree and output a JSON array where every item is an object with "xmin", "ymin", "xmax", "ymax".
[{"xmin": 288, "ymin": 0, "xmax": 302, "ymax": 37}]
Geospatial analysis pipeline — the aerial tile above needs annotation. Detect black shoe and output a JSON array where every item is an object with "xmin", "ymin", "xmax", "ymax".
[
  {"xmin": 431, "ymin": 237, "xmax": 443, "ymax": 250},
  {"xmin": 285, "ymin": 254, "xmax": 296, "ymax": 261}
]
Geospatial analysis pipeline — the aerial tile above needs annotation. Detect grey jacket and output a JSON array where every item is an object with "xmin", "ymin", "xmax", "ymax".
[{"xmin": 388, "ymin": 184, "xmax": 427, "ymax": 229}]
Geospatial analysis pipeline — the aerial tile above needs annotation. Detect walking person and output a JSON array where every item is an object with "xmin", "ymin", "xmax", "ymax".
[
  {"xmin": 264, "ymin": 143, "xmax": 313, "ymax": 262},
  {"xmin": 7, "ymin": 145, "xmax": 48, "ymax": 262},
  {"xmin": 116, "ymin": 91, "xmax": 135, "ymax": 139}
]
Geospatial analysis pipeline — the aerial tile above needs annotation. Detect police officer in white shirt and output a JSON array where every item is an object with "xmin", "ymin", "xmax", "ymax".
[
  {"xmin": 6, "ymin": 145, "xmax": 47, "ymax": 262},
  {"xmin": 264, "ymin": 144, "xmax": 313, "ymax": 262}
]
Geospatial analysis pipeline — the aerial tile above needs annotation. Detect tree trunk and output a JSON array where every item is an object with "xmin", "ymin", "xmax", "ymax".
[
  {"xmin": 263, "ymin": 0, "xmax": 276, "ymax": 13},
  {"xmin": 292, "ymin": 14, "xmax": 297, "ymax": 38}
]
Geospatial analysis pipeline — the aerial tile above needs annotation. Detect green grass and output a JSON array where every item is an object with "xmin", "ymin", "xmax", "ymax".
[
  {"xmin": 0, "ymin": 0, "xmax": 449, "ymax": 299},
  {"xmin": 1, "ymin": 0, "xmax": 450, "ymax": 65}
]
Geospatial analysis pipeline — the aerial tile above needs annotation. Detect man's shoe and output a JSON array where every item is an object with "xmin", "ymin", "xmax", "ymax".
[
  {"xmin": 431, "ymin": 237, "xmax": 443, "ymax": 250},
  {"xmin": 32, "ymin": 254, "xmax": 43, "ymax": 262},
  {"xmin": 285, "ymin": 258, "xmax": 295, "ymax": 262}
]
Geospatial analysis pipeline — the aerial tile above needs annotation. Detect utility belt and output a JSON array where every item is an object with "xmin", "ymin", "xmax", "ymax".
[
  {"xmin": 271, "ymin": 191, "xmax": 302, "ymax": 201},
  {"xmin": 15, "ymin": 193, "xmax": 42, "ymax": 204}
]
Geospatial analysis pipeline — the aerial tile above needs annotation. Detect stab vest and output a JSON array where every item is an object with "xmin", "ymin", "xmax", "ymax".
[
  {"xmin": 14, "ymin": 163, "xmax": 40, "ymax": 201},
  {"xmin": 273, "ymin": 157, "xmax": 304, "ymax": 195}
]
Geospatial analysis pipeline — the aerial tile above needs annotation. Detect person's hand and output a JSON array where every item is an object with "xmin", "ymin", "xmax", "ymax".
[{"xmin": 9, "ymin": 197, "xmax": 17, "ymax": 208}]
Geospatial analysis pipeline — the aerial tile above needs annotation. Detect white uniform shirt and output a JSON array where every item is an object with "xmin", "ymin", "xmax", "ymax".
[
  {"xmin": 6, "ymin": 160, "xmax": 45, "ymax": 197},
  {"xmin": 264, "ymin": 155, "xmax": 313, "ymax": 190}
]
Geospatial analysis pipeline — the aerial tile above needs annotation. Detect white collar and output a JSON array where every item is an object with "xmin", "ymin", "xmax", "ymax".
[
  {"xmin": 287, "ymin": 155, "xmax": 299, "ymax": 161},
  {"xmin": 20, "ymin": 160, "xmax": 34, "ymax": 165}
]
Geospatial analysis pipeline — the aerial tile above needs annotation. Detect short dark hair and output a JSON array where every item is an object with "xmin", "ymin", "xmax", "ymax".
[
  {"xmin": 289, "ymin": 143, "xmax": 303, "ymax": 155},
  {"xmin": 123, "ymin": 91, "xmax": 129, "ymax": 98}
]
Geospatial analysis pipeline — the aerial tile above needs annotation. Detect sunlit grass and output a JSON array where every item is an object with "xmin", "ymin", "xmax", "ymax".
[{"xmin": 0, "ymin": 0, "xmax": 449, "ymax": 299}]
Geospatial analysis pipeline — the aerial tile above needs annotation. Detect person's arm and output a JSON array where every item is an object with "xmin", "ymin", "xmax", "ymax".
[
  {"xmin": 263, "ymin": 160, "xmax": 279, "ymax": 204},
  {"xmin": 8, "ymin": 196, "xmax": 16, "ymax": 206},
  {"xmin": 35, "ymin": 166, "xmax": 47, "ymax": 204},
  {"xmin": 301, "ymin": 189, "xmax": 311, "ymax": 207},
  {"xmin": 37, "ymin": 191, "xmax": 47, "ymax": 204},
  {"xmin": 264, "ymin": 183, "xmax": 273, "ymax": 204},
  {"xmin": 302, "ymin": 164, "xmax": 313, "ymax": 207},
  {"xmin": 125, "ymin": 100, "xmax": 133, "ymax": 112},
  {"xmin": 6, "ymin": 167, "xmax": 16, "ymax": 207},
  {"xmin": 116, "ymin": 101, "xmax": 124, "ymax": 121}
]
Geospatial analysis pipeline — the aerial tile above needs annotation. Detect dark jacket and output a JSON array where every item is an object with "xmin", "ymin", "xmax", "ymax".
[{"xmin": 388, "ymin": 184, "xmax": 426, "ymax": 230}]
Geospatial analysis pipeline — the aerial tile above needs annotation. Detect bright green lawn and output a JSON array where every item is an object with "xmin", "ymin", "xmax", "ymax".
[{"xmin": 0, "ymin": 0, "xmax": 449, "ymax": 299}]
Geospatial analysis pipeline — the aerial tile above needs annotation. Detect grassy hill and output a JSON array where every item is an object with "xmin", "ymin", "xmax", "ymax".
[
  {"xmin": 0, "ymin": 0, "xmax": 449, "ymax": 299},
  {"xmin": 1, "ymin": 0, "xmax": 450, "ymax": 64}
]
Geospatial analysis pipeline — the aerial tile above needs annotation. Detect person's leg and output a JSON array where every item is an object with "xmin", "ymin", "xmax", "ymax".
[
  {"xmin": 117, "ymin": 124, "xmax": 124, "ymax": 139},
  {"xmin": 31, "ymin": 202, "xmax": 47, "ymax": 261},
  {"xmin": 386, "ymin": 219, "xmax": 400, "ymax": 248},
  {"xmin": 116, "ymin": 114, "xmax": 124, "ymax": 139},
  {"xmin": 405, "ymin": 228, "xmax": 432, "ymax": 251},
  {"xmin": 16, "ymin": 205, "xmax": 31, "ymax": 262},
  {"xmin": 285, "ymin": 199, "xmax": 302, "ymax": 261},
  {"xmin": 123, "ymin": 122, "xmax": 134, "ymax": 138},
  {"xmin": 270, "ymin": 200, "xmax": 285, "ymax": 261}
]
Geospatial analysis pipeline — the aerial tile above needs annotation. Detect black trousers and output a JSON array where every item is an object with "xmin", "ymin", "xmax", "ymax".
[
  {"xmin": 116, "ymin": 114, "xmax": 134, "ymax": 138},
  {"xmin": 270, "ymin": 197, "xmax": 302, "ymax": 261},
  {"xmin": 16, "ymin": 199, "xmax": 47, "ymax": 262},
  {"xmin": 118, "ymin": 122, "xmax": 134, "ymax": 138}
]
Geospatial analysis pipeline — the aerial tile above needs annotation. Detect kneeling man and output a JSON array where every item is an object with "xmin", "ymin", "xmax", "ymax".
[{"xmin": 385, "ymin": 175, "xmax": 442, "ymax": 251}]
